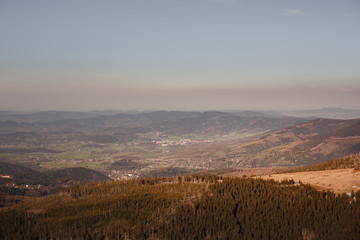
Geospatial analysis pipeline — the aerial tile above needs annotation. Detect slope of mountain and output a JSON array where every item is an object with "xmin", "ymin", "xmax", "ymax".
[
  {"xmin": 184, "ymin": 118, "xmax": 360, "ymax": 168},
  {"xmin": 0, "ymin": 162, "xmax": 36, "ymax": 176},
  {"xmin": 0, "ymin": 176, "xmax": 358, "ymax": 239}
]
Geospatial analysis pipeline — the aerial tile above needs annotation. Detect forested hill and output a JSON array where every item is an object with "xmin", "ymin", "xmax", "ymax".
[
  {"xmin": 0, "ymin": 162, "xmax": 111, "ymax": 186},
  {"xmin": 287, "ymin": 154, "xmax": 360, "ymax": 173},
  {"xmin": 1, "ymin": 176, "xmax": 359, "ymax": 239},
  {"xmin": 0, "ymin": 162, "xmax": 36, "ymax": 175},
  {"xmin": 0, "ymin": 162, "xmax": 112, "ymax": 207}
]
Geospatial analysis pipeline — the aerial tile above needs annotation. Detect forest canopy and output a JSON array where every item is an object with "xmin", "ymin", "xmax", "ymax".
[{"xmin": 0, "ymin": 176, "xmax": 359, "ymax": 239}]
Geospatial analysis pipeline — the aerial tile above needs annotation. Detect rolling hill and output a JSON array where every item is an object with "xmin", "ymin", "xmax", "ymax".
[
  {"xmin": 0, "ymin": 110, "xmax": 307, "ymax": 139},
  {"xmin": 0, "ymin": 162, "xmax": 111, "ymax": 186},
  {"xmin": 0, "ymin": 161, "xmax": 37, "ymax": 176}
]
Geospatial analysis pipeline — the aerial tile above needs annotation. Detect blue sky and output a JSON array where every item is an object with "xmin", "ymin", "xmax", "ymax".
[{"xmin": 1, "ymin": 0, "xmax": 359, "ymax": 111}]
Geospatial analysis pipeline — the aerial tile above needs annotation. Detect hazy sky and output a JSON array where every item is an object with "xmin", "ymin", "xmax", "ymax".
[{"xmin": 1, "ymin": 0, "xmax": 359, "ymax": 111}]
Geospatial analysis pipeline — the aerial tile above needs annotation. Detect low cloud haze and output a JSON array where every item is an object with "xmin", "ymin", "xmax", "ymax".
[{"xmin": 1, "ymin": 81, "xmax": 359, "ymax": 111}]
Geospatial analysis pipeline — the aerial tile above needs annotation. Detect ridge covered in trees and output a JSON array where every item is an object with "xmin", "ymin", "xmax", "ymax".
[
  {"xmin": 0, "ymin": 162, "xmax": 111, "ymax": 186},
  {"xmin": 0, "ymin": 162, "xmax": 112, "ymax": 207},
  {"xmin": 287, "ymin": 154, "xmax": 360, "ymax": 173},
  {"xmin": 0, "ymin": 176, "xmax": 359, "ymax": 239}
]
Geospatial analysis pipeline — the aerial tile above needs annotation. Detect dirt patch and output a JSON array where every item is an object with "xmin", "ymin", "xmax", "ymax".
[
  {"xmin": 264, "ymin": 135, "xmax": 281, "ymax": 144},
  {"xmin": 260, "ymin": 168, "xmax": 360, "ymax": 194},
  {"xmin": 310, "ymin": 141, "xmax": 339, "ymax": 154}
]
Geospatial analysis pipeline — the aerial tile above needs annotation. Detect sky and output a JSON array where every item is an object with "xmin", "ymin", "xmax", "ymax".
[{"xmin": 0, "ymin": 0, "xmax": 359, "ymax": 111}]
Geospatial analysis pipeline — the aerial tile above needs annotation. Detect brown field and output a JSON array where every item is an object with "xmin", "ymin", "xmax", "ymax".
[{"xmin": 260, "ymin": 168, "xmax": 360, "ymax": 194}]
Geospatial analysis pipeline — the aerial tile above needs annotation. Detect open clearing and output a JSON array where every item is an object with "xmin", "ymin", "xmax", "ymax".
[{"xmin": 260, "ymin": 168, "xmax": 360, "ymax": 194}]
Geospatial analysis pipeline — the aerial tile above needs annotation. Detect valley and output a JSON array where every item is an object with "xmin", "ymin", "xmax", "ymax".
[
  {"xmin": 0, "ymin": 110, "xmax": 308, "ymax": 179},
  {"xmin": 1, "ymin": 110, "xmax": 360, "ymax": 181}
]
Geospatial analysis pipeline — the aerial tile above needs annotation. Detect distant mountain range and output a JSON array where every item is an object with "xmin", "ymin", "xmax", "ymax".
[
  {"xmin": 0, "ymin": 110, "xmax": 308, "ymax": 143},
  {"xmin": 277, "ymin": 107, "xmax": 360, "ymax": 119},
  {"xmin": 1, "ymin": 108, "xmax": 359, "ymax": 126}
]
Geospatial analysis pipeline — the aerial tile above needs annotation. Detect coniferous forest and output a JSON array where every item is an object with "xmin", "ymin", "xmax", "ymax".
[{"xmin": 0, "ymin": 176, "xmax": 359, "ymax": 239}]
